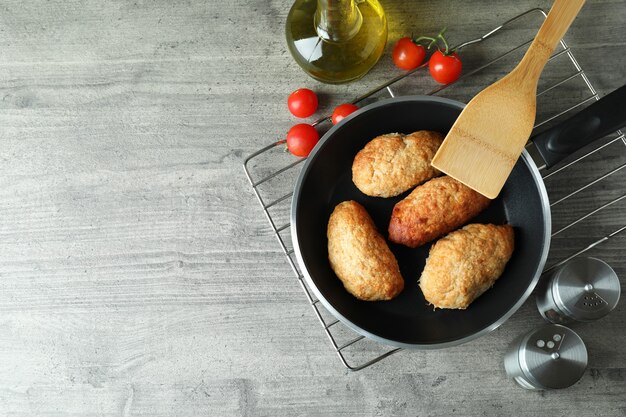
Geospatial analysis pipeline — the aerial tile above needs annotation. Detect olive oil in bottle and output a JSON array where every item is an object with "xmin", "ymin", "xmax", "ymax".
[{"xmin": 285, "ymin": 0, "xmax": 387, "ymax": 84}]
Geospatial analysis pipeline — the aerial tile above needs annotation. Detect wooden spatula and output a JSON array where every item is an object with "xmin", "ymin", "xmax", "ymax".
[{"xmin": 431, "ymin": 0, "xmax": 586, "ymax": 199}]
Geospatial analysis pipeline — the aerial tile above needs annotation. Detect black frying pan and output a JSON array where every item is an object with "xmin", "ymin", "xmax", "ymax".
[{"xmin": 291, "ymin": 86, "xmax": 626, "ymax": 348}]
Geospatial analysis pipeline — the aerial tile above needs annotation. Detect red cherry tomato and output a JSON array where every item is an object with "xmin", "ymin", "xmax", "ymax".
[
  {"xmin": 428, "ymin": 50, "xmax": 462, "ymax": 85},
  {"xmin": 331, "ymin": 103, "xmax": 359, "ymax": 125},
  {"xmin": 286, "ymin": 124, "xmax": 319, "ymax": 157},
  {"xmin": 287, "ymin": 88, "xmax": 318, "ymax": 118},
  {"xmin": 392, "ymin": 37, "xmax": 426, "ymax": 71}
]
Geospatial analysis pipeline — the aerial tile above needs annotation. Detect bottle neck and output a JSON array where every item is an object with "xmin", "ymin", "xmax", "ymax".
[{"xmin": 314, "ymin": 0, "xmax": 362, "ymax": 43}]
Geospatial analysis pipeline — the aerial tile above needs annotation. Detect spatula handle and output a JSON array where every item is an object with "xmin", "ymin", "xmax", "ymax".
[
  {"xmin": 532, "ymin": 84, "xmax": 626, "ymax": 168},
  {"xmin": 517, "ymin": 0, "xmax": 586, "ymax": 81}
]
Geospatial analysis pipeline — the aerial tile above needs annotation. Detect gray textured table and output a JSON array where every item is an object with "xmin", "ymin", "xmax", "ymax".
[{"xmin": 1, "ymin": 1, "xmax": 625, "ymax": 416}]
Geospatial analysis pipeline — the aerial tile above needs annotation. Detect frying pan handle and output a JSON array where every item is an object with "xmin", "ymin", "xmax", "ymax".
[{"xmin": 532, "ymin": 84, "xmax": 626, "ymax": 168}]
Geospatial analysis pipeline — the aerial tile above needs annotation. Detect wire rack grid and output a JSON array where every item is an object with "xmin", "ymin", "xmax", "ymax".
[{"xmin": 244, "ymin": 8, "xmax": 626, "ymax": 371}]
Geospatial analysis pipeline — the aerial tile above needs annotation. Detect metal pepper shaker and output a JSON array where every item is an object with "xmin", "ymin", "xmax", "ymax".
[
  {"xmin": 504, "ymin": 324, "xmax": 587, "ymax": 390},
  {"xmin": 537, "ymin": 257, "xmax": 620, "ymax": 323}
]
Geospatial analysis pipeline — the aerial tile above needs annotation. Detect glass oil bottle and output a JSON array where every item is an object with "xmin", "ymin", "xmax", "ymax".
[{"xmin": 285, "ymin": 0, "xmax": 387, "ymax": 84}]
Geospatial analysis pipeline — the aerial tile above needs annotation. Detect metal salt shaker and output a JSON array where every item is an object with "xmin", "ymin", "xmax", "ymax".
[
  {"xmin": 537, "ymin": 257, "xmax": 620, "ymax": 323},
  {"xmin": 504, "ymin": 324, "xmax": 587, "ymax": 390}
]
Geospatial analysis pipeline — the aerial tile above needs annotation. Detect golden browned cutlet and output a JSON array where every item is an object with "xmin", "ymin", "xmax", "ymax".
[
  {"xmin": 327, "ymin": 200, "xmax": 404, "ymax": 301},
  {"xmin": 419, "ymin": 223, "xmax": 515, "ymax": 309},
  {"xmin": 388, "ymin": 175, "xmax": 491, "ymax": 248},
  {"xmin": 352, "ymin": 130, "xmax": 444, "ymax": 198}
]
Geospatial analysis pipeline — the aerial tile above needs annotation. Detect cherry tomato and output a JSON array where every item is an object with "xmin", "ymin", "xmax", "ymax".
[
  {"xmin": 331, "ymin": 103, "xmax": 359, "ymax": 125},
  {"xmin": 428, "ymin": 50, "xmax": 462, "ymax": 85},
  {"xmin": 287, "ymin": 88, "xmax": 318, "ymax": 118},
  {"xmin": 392, "ymin": 37, "xmax": 426, "ymax": 71},
  {"xmin": 286, "ymin": 124, "xmax": 319, "ymax": 157}
]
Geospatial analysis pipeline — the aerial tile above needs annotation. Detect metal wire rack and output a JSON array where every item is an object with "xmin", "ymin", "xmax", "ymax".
[{"xmin": 244, "ymin": 8, "xmax": 626, "ymax": 371}]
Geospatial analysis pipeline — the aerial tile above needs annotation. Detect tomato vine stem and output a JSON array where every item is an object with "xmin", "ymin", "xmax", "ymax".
[{"xmin": 412, "ymin": 27, "xmax": 454, "ymax": 56}]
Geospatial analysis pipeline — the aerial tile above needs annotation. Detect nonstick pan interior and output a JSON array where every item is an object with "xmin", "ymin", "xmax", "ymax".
[{"xmin": 291, "ymin": 96, "xmax": 551, "ymax": 348}]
